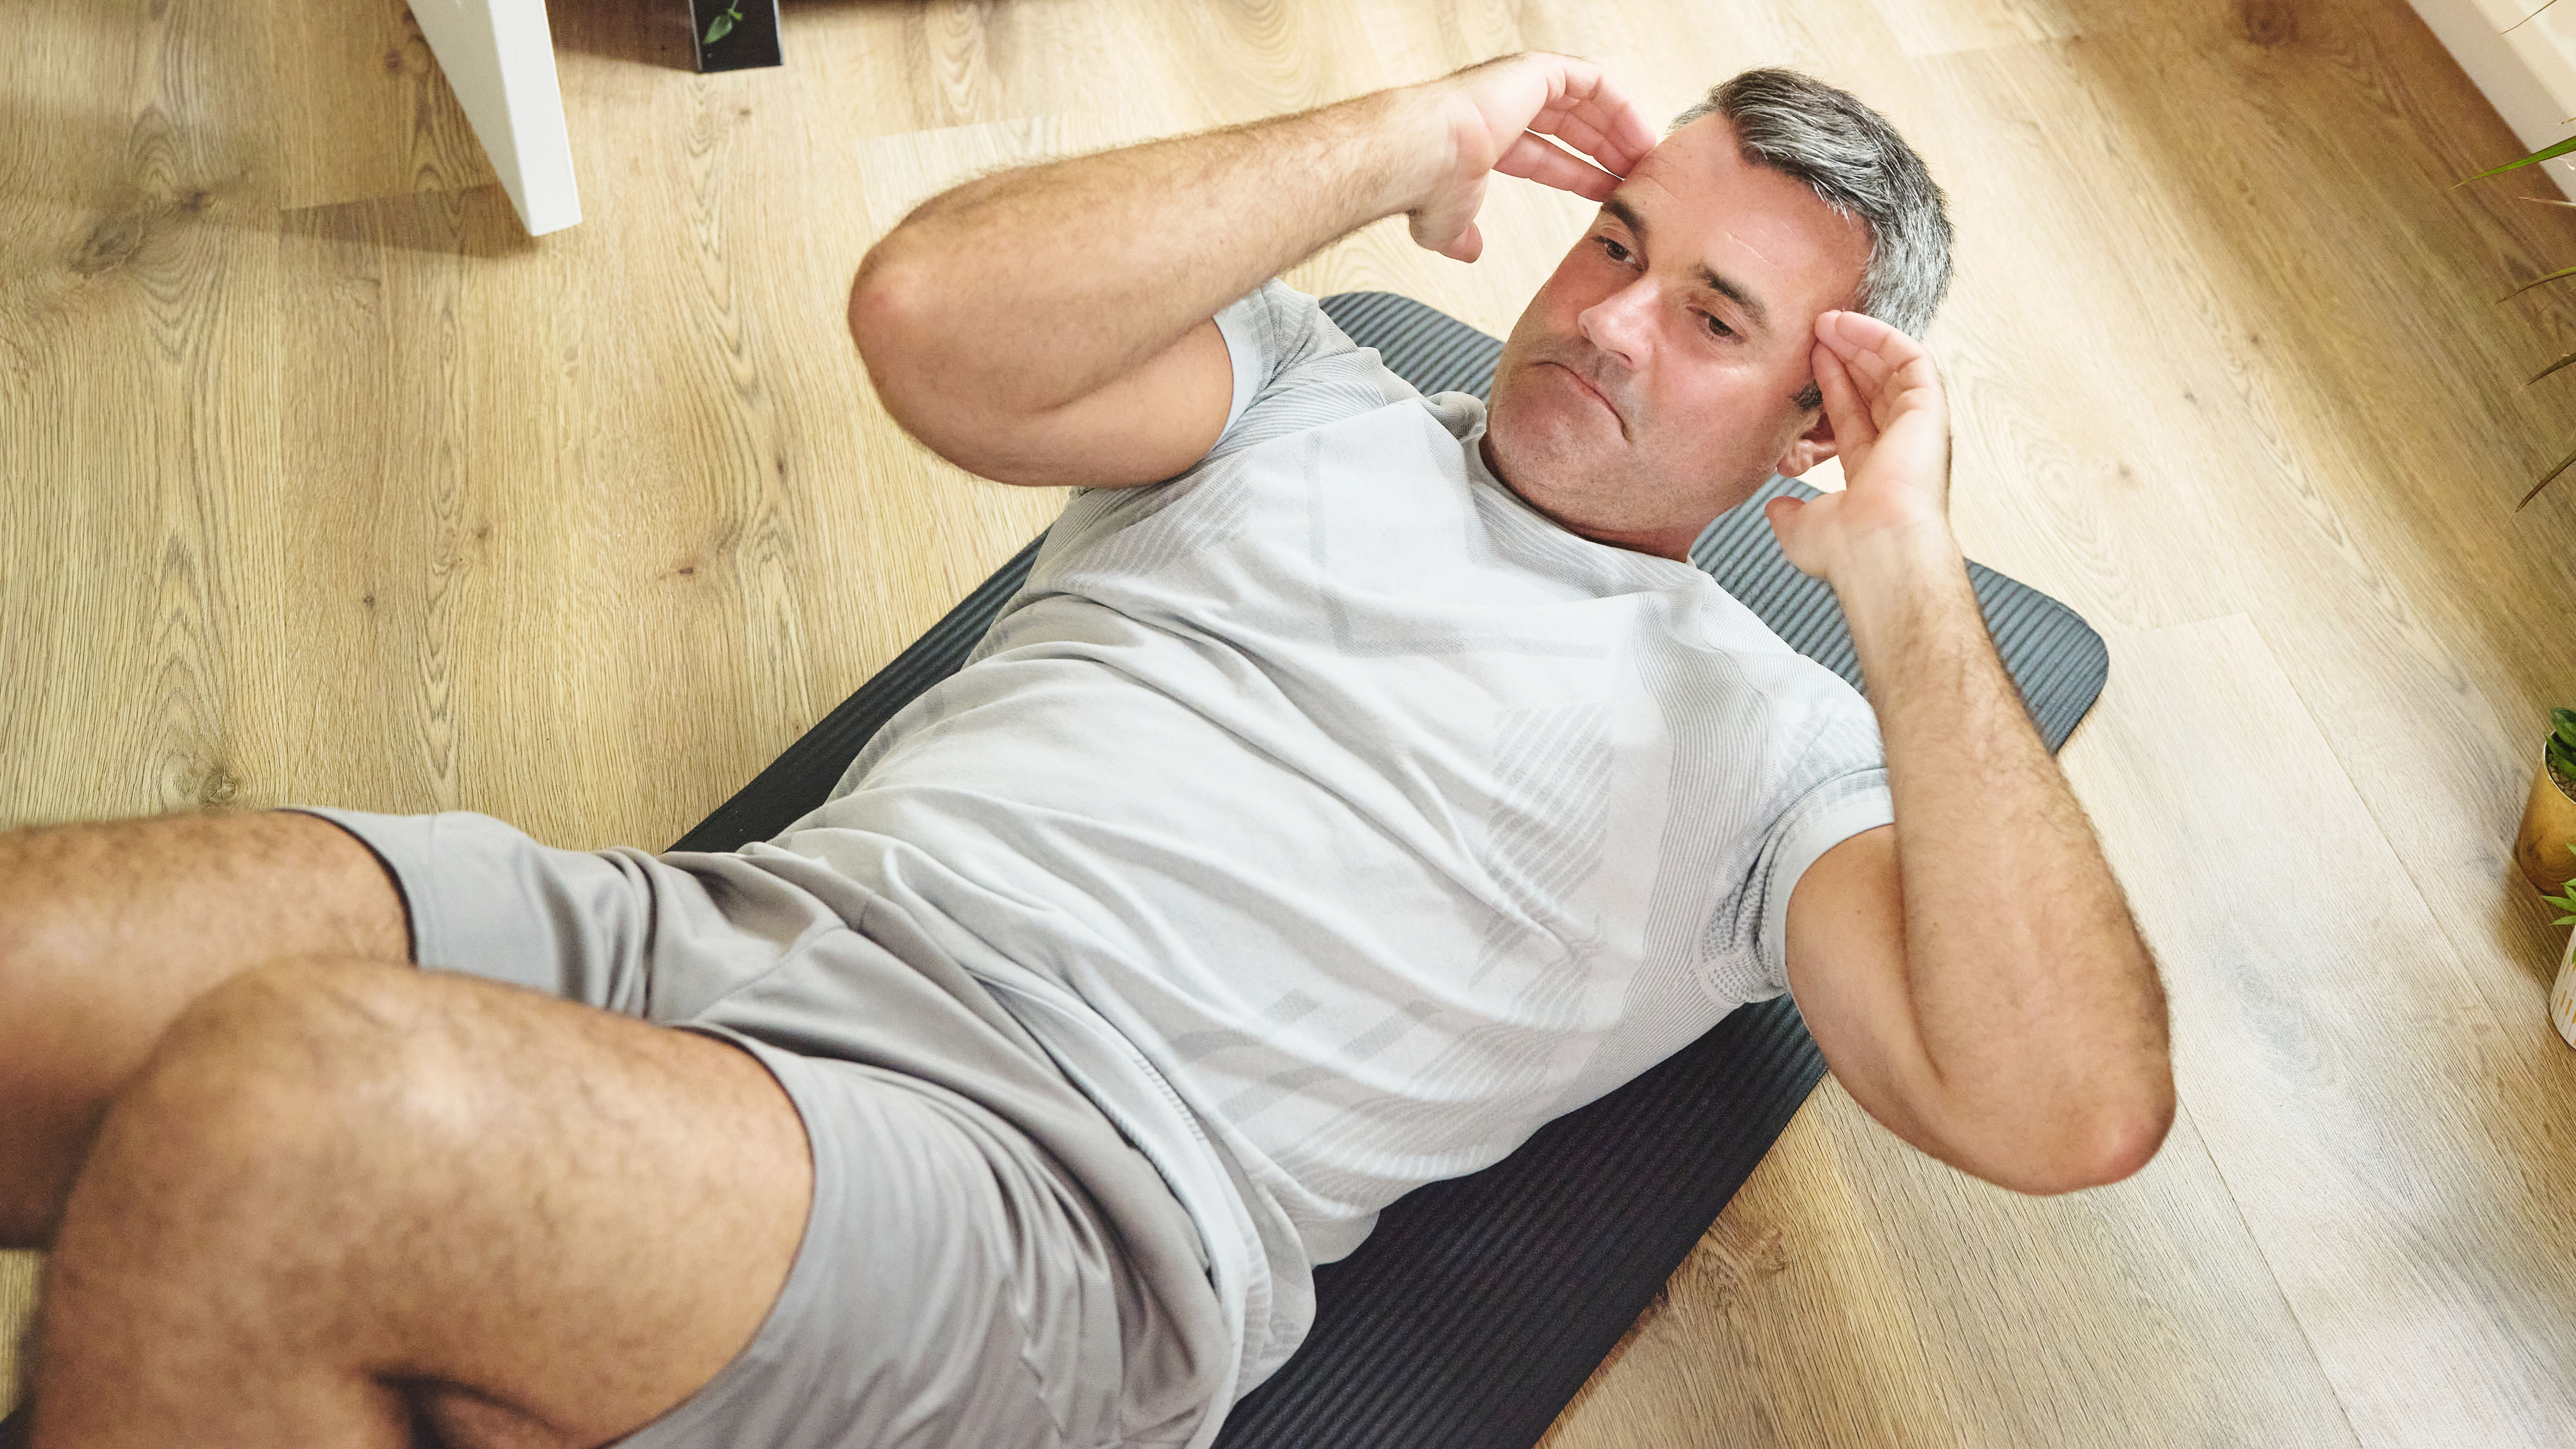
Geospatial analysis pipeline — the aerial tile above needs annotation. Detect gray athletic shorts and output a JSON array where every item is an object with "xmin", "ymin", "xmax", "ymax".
[{"xmin": 287, "ymin": 807, "xmax": 1230, "ymax": 1449}]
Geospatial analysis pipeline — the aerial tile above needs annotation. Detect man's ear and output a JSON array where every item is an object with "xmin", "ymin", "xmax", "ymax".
[{"xmin": 1775, "ymin": 405, "xmax": 1838, "ymax": 478}]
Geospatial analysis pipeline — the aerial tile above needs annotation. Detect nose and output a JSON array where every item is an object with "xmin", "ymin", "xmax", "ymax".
[{"xmin": 1577, "ymin": 276, "xmax": 1657, "ymax": 373}]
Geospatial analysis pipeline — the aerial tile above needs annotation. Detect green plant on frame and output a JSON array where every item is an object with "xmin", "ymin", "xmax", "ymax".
[{"xmin": 704, "ymin": 0, "xmax": 743, "ymax": 44}]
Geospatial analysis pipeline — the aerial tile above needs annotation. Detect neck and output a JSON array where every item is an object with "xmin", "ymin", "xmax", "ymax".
[{"xmin": 1475, "ymin": 435, "xmax": 1701, "ymax": 562}]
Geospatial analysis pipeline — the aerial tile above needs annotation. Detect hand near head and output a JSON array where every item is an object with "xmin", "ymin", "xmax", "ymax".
[
  {"xmin": 1765, "ymin": 311, "xmax": 1956, "ymax": 584},
  {"xmin": 1409, "ymin": 53, "xmax": 1660, "ymax": 264}
]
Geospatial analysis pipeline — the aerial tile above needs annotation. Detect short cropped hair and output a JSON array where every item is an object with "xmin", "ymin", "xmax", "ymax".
[{"xmin": 1672, "ymin": 69, "xmax": 1954, "ymax": 410}]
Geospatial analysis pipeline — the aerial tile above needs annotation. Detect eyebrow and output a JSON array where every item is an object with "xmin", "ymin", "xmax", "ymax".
[{"xmin": 1600, "ymin": 194, "xmax": 1771, "ymax": 336}]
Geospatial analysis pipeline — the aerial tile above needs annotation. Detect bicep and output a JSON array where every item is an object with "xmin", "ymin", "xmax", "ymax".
[
  {"xmin": 860, "ymin": 309, "xmax": 1239, "ymax": 490},
  {"xmin": 1780, "ymin": 824, "xmax": 1959, "ymax": 1162}
]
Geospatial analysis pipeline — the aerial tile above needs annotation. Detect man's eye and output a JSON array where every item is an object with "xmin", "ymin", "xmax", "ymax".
[
  {"xmin": 1596, "ymin": 236, "xmax": 1633, "ymax": 264},
  {"xmin": 1700, "ymin": 311, "xmax": 1735, "ymax": 340}
]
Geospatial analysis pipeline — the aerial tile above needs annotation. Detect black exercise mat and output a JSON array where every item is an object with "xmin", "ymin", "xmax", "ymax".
[{"xmin": 668, "ymin": 293, "xmax": 2110, "ymax": 1449}]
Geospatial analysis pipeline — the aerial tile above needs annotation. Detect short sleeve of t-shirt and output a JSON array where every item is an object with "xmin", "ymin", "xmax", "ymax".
[
  {"xmin": 1744, "ymin": 762, "xmax": 1896, "ymax": 1003},
  {"xmin": 1208, "ymin": 282, "xmax": 1421, "ymax": 453}
]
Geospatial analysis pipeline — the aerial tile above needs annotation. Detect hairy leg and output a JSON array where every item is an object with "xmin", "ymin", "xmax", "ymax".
[
  {"xmin": 0, "ymin": 811, "xmax": 409, "ymax": 1246},
  {"xmin": 28, "ymin": 960, "xmax": 811, "ymax": 1449}
]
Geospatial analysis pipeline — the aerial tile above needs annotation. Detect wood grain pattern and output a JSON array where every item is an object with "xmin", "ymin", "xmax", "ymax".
[
  {"xmin": 0, "ymin": 1253, "xmax": 31, "ymax": 1411},
  {"xmin": 2066, "ymin": 616, "xmax": 2576, "ymax": 1443},
  {"xmin": 269, "ymin": 0, "xmax": 499, "ymax": 211},
  {"xmin": 1543, "ymin": 1075, "xmax": 2362, "ymax": 1448},
  {"xmin": 4, "ymin": 0, "xmax": 2576, "ymax": 1436},
  {"xmin": 1867, "ymin": 0, "xmax": 2085, "ymax": 58}
]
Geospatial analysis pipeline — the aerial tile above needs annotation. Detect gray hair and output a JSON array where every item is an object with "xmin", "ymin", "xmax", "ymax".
[{"xmin": 1671, "ymin": 69, "xmax": 1954, "ymax": 410}]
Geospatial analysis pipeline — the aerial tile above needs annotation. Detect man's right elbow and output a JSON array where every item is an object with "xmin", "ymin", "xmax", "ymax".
[
  {"xmin": 848, "ymin": 244, "xmax": 926, "ymax": 377},
  {"xmin": 849, "ymin": 253, "xmax": 1034, "ymax": 479},
  {"xmin": 848, "ymin": 250, "xmax": 961, "ymax": 444}
]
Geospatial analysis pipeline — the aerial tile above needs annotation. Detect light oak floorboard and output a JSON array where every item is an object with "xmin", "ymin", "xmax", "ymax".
[
  {"xmin": 270, "ymin": 0, "xmax": 498, "ymax": 211},
  {"xmin": 5, "ymin": 0, "xmax": 2575, "ymax": 1437},
  {"xmin": 1542, "ymin": 1068, "xmax": 2359, "ymax": 1448},
  {"xmin": 0, "ymin": 1254, "xmax": 30, "ymax": 1413},
  {"xmin": 2071, "ymin": 616, "xmax": 2576, "ymax": 1443}
]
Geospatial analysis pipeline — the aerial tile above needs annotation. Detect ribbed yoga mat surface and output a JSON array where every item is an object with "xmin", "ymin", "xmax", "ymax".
[{"xmin": 670, "ymin": 292, "xmax": 2109, "ymax": 1449}]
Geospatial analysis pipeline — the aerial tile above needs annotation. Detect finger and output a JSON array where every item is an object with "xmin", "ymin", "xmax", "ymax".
[
  {"xmin": 1816, "ymin": 311, "xmax": 1935, "ymax": 425},
  {"xmin": 1812, "ymin": 329, "xmax": 1877, "ymax": 452},
  {"xmin": 1603, "ymin": 95, "xmax": 1662, "ymax": 171},
  {"xmin": 1531, "ymin": 88, "xmax": 1659, "ymax": 178},
  {"xmin": 1526, "ymin": 105, "xmax": 1617, "ymax": 169},
  {"xmin": 1883, "ymin": 345, "xmax": 1944, "ymax": 414},
  {"xmin": 1601, "ymin": 99, "xmax": 1664, "ymax": 175},
  {"xmin": 1508, "ymin": 55, "xmax": 1659, "ymax": 177},
  {"xmin": 1809, "ymin": 315, "xmax": 1903, "ymax": 435},
  {"xmin": 1547, "ymin": 60, "xmax": 1662, "ymax": 172},
  {"xmin": 1494, "ymin": 132, "xmax": 1622, "ymax": 201},
  {"xmin": 1443, "ymin": 172, "xmax": 1490, "ymax": 260},
  {"xmin": 1527, "ymin": 95, "xmax": 1635, "ymax": 171}
]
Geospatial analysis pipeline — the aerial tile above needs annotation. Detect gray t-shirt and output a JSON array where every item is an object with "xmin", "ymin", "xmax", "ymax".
[{"xmin": 776, "ymin": 282, "xmax": 1895, "ymax": 1410}]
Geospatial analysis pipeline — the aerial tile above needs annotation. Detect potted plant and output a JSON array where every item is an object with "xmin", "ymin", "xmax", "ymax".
[
  {"xmin": 2517, "ymin": 710, "xmax": 2575, "ymax": 1050},
  {"xmin": 2515, "ymin": 706, "xmax": 2576, "ymax": 894},
  {"xmin": 2546, "ymin": 859, "xmax": 2576, "ymax": 1050}
]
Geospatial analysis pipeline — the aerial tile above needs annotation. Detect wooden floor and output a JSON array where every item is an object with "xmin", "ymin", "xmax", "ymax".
[{"xmin": 5, "ymin": 0, "xmax": 2576, "ymax": 1439}]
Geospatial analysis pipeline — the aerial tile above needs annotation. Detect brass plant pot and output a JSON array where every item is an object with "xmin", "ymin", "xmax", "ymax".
[{"xmin": 2515, "ymin": 751, "xmax": 2576, "ymax": 894}]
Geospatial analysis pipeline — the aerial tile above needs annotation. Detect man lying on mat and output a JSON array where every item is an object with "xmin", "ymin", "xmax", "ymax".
[{"xmin": 0, "ymin": 53, "xmax": 2172, "ymax": 1449}]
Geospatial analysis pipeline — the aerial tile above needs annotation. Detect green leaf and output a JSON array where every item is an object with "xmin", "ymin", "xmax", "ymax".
[
  {"xmin": 705, "ymin": 10, "xmax": 734, "ymax": 42},
  {"xmin": 2497, "ymin": 263, "xmax": 2576, "ymax": 304},
  {"xmin": 2516, "ymin": 440, "xmax": 2576, "ymax": 510},
  {"xmin": 2554, "ymin": 707, "xmax": 2576, "ymax": 746},
  {"xmin": 2529, "ymin": 348, "xmax": 2576, "ymax": 387},
  {"xmin": 2456, "ymin": 133, "xmax": 2576, "ymax": 186},
  {"xmin": 2547, "ymin": 855, "xmax": 2576, "ymax": 925}
]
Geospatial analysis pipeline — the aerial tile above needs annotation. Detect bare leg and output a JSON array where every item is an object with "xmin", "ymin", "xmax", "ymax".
[
  {"xmin": 28, "ymin": 960, "xmax": 810, "ymax": 1449},
  {"xmin": 0, "ymin": 811, "xmax": 409, "ymax": 1246}
]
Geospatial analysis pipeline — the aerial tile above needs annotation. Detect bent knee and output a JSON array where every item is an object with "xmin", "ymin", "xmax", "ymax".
[
  {"xmin": 153, "ymin": 955, "xmax": 433, "ymax": 1063},
  {"xmin": 106, "ymin": 960, "xmax": 485, "ymax": 1177}
]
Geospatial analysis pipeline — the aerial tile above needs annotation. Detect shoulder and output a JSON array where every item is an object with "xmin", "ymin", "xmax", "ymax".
[{"xmin": 1206, "ymin": 283, "xmax": 1423, "ymax": 457}]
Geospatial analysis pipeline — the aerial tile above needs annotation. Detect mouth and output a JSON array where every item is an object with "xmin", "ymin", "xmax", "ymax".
[{"xmin": 1547, "ymin": 360, "xmax": 1627, "ymax": 438}]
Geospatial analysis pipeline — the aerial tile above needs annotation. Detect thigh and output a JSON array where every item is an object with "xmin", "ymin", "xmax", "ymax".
[
  {"xmin": 0, "ymin": 810, "xmax": 408, "ymax": 1073},
  {"xmin": 0, "ymin": 809, "xmax": 407, "ymax": 1240},
  {"xmin": 40, "ymin": 960, "xmax": 812, "ymax": 1449},
  {"xmin": 252, "ymin": 813, "xmax": 1195, "ymax": 1445}
]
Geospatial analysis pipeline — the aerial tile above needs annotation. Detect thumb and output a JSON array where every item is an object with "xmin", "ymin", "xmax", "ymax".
[
  {"xmin": 1763, "ymin": 493, "xmax": 1831, "ymax": 581},
  {"xmin": 1413, "ymin": 169, "xmax": 1489, "ymax": 262}
]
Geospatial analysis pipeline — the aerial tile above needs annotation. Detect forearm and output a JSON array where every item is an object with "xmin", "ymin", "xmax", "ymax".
[
  {"xmin": 1837, "ymin": 528, "xmax": 2174, "ymax": 1178},
  {"xmin": 852, "ymin": 86, "xmax": 1441, "ymax": 419}
]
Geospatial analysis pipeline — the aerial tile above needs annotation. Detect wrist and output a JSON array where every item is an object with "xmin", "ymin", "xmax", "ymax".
[
  {"xmin": 1823, "ymin": 517, "xmax": 1963, "ymax": 595},
  {"xmin": 1826, "ymin": 522, "xmax": 1976, "ymax": 651},
  {"xmin": 1338, "ymin": 81, "xmax": 1468, "ymax": 223}
]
